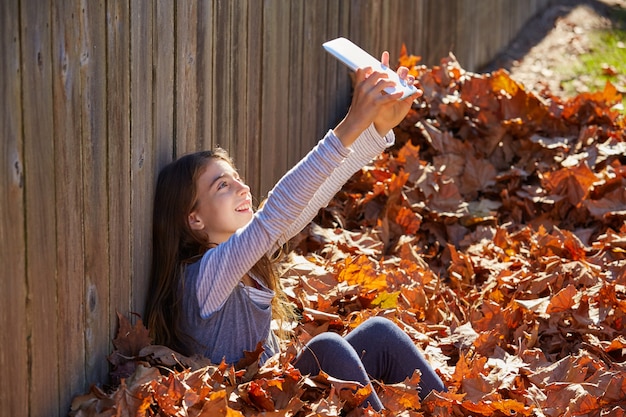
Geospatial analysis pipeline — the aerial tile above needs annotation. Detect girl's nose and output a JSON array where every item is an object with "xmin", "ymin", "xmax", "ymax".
[{"xmin": 237, "ymin": 179, "xmax": 250, "ymax": 194}]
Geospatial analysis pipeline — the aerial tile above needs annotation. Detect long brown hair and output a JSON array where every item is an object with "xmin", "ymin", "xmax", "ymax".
[{"xmin": 144, "ymin": 148, "xmax": 294, "ymax": 354}]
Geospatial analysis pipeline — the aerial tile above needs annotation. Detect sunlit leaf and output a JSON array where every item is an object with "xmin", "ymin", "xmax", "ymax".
[
  {"xmin": 546, "ymin": 284, "xmax": 578, "ymax": 313},
  {"xmin": 371, "ymin": 291, "xmax": 400, "ymax": 309},
  {"xmin": 337, "ymin": 255, "xmax": 387, "ymax": 291},
  {"xmin": 541, "ymin": 162, "xmax": 598, "ymax": 207}
]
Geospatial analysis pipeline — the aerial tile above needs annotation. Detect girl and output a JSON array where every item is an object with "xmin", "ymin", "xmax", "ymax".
[{"xmin": 145, "ymin": 51, "xmax": 445, "ymax": 411}]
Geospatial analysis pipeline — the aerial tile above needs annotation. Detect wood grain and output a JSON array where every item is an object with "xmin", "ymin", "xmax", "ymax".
[
  {"xmin": 51, "ymin": 0, "xmax": 85, "ymax": 413},
  {"xmin": 0, "ymin": 0, "xmax": 28, "ymax": 414}
]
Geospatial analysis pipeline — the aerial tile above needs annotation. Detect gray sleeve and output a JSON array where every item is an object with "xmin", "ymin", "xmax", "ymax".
[{"xmin": 274, "ymin": 123, "xmax": 395, "ymax": 248}]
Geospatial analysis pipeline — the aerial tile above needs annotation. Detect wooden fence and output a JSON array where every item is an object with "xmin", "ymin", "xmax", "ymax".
[{"xmin": 1, "ymin": 0, "xmax": 552, "ymax": 415}]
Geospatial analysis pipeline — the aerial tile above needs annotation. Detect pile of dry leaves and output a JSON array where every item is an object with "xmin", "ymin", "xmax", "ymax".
[{"xmin": 71, "ymin": 50, "xmax": 625, "ymax": 417}]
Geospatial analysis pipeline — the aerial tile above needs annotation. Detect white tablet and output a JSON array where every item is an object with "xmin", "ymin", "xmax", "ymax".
[{"xmin": 323, "ymin": 37, "xmax": 418, "ymax": 99}]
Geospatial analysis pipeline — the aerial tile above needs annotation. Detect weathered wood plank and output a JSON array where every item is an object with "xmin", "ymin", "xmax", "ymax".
[
  {"xmin": 52, "ymin": 0, "xmax": 87, "ymax": 412},
  {"xmin": 259, "ymin": 0, "xmax": 291, "ymax": 197},
  {"xmin": 335, "ymin": 0, "xmax": 353, "ymax": 119},
  {"xmin": 213, "ymin": 0, "xmax": 235, "ymax": 155},
  {"xmin": 153, "ymin": 1, "xmax": 175, "ymax": 171},
  {"xmin": 287, "ymin": 0, "xmax": 304, "ymax": 165},
  {"xmin": 380, "ymin": 0, "xmax": 400, "ymax": 60},
  {"xmin": 230, "ymin": 1, "xmax": 257, "ymax": 185},
  {"xmin": 455, "ymin": 0, "xmax": 479, "ymax": 69},
  {"xmin": 107, "ymin": 0, "xmax": 132, "ymax": 335},
  {"xmin": 365, "ymin": 0, "xmax": 384, "ymax": 55},
  {"xmin": 348, "ymin": 0, "xmax": 367, "ymax": 49},
  {"xmin": 322, "ymin": 0, "xmax": 342, "ymax": 145},
  {"xmin": 196, "ymin": 0, "xmax": 214, "ymax": 151},
  {"xmin": 245, "ymin": 0, "xmax": 263, "ymax": 198},
  {"xmin": 21, "ymin": 2, "xmax": 61, "ymax": 414},
  {"xmin": 410, "ymin": 0, "xmax": 428, "ymax": 61},
  {"xmin": 79, "ymin": 0, "xmax": 110, "ymax": 399},
  {"xmin": 299, "ymin": 0, "xmax": 323, "ymax": 162},
  {"xmin": 397, "ymin": 0, "xmax": 424, "ymax": 59},
  {"xmin": 176, "ymin": 1, "xmax": 201, "ymax": 155},
  {"xmin": 0, "ymin": 0, "xmax": 28, "ymax": 414},
  {"xmin": 130, "ymin": 0, "xmax": 154, "ymax": 315},
  {"xmin": 512, "ymin": 0, "xmax": 528, "ymax": 46},
  {"xmin": 423, "ymin": 0, "xmax": 458, "ymax": 66},
  {"xmin": 489, "ymin": 0, "xmax": 504, "ymax": 66}
]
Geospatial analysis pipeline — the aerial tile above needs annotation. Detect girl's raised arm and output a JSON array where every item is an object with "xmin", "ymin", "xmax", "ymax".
[
  {"xmin": 273, "ymin": 123, "xmax": 394, "ymax": 251},
  {"xmin": 195, "ymin": 57, "xmax": 418, "ymax": 317}
]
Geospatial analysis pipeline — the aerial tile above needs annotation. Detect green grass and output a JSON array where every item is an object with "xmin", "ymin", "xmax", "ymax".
[{"xmin": 559, "ymin": 5, "xmax": 626, "ymax": 109}]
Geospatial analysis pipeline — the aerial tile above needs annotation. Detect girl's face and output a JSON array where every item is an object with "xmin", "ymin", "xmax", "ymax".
[{"xmin": 188, "ymin": 158, "xmax": 253, "ymax": 244}]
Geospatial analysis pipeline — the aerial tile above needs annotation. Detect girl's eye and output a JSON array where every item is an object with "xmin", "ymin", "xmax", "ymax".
[{"xmin": 218, "ymin": 181, "xmax": 228, "ymax": 190}]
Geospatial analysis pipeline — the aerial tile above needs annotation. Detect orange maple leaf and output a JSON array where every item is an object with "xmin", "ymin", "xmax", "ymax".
[{"xmin": 546, "ymin": 284, "xmax": 578, "ymax": 314}]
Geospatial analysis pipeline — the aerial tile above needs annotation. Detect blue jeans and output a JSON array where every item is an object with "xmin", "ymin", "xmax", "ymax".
[{"xmin": 292, "ymin": 317, "xmax": 445, "ymax": 411}]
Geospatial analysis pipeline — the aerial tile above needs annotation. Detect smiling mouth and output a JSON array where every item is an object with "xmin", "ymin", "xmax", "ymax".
[{"xmin": 236, "ymin": 201, "xmax": 252, "ymax": 212}]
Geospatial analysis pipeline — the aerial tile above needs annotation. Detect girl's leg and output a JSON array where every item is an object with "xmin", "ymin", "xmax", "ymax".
[
  {"xmin": 344, "ymin": 316, "xmax": 445, "ymax": 398},
  {"xmin": 293, "ymin": 332, "xmax": 384, "ymax": 411}
]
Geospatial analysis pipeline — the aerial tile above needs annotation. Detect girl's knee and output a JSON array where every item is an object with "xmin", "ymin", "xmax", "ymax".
[
  {"xmin": 295, "ymin": 332, "xmax": 353, "ymax": 367},
  {"xmin": 294, "ymin": 331, "xmax": 364, "ymax": 378},
  {"xmin": 364, "ymin": 316, "xmax": 396, "ymax": 330},
  {"xmin": 353, "ymin": 316, "xmax": 403, "ymax": 339},
  {"xmin": 305, "ymin": 331, "xmax": 347, "ymax": 350}
]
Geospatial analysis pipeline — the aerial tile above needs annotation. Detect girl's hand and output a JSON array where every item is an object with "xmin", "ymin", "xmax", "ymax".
[
  {"xmin": 373, "ymin": 51, "xmax": 421, "ymax": 136},
  {"xmin": 333, "ymin": 51, "xmax": 421, "ymax": 146}
]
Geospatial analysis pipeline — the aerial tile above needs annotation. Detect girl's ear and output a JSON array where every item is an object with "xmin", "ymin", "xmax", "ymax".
[{"xmin": 188, "ymin": 211, "xmax": 205, "ymax": 231}]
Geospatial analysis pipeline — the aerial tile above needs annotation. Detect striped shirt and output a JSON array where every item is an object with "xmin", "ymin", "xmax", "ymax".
[{"xmin": 180, "ymin": 124, "xmax": 394, "ymax": 363}]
